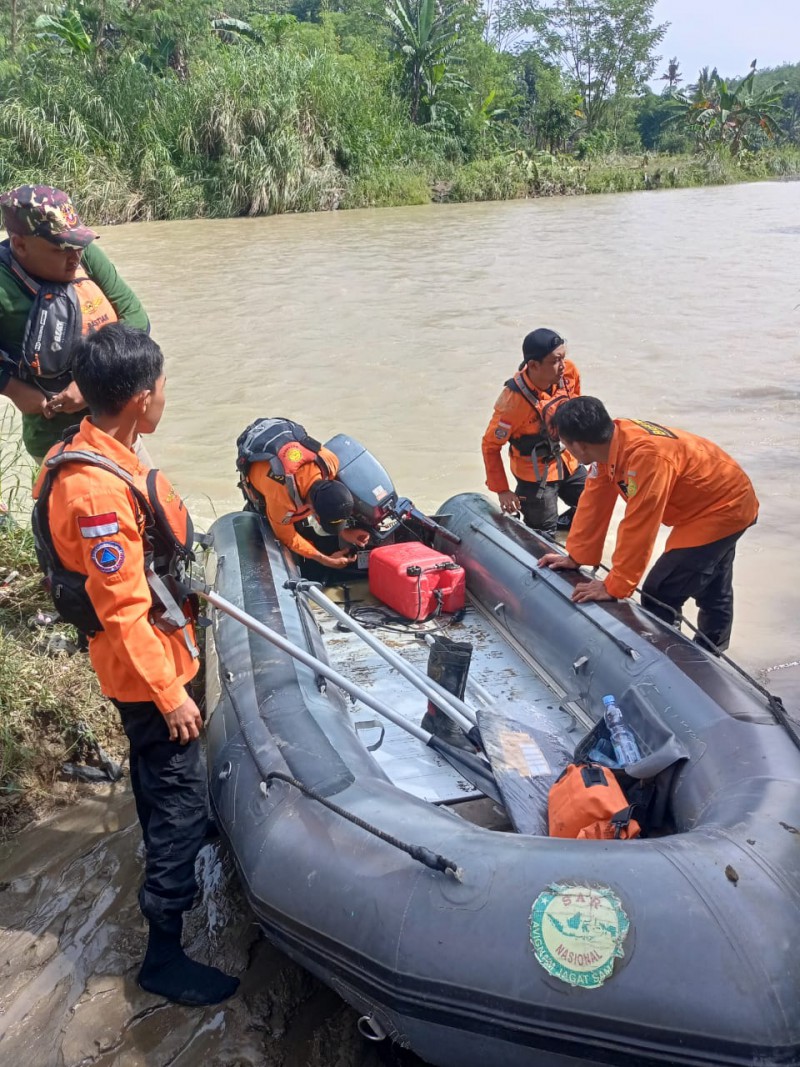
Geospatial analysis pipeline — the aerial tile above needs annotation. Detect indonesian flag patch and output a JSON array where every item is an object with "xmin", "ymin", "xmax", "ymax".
[{"xmin": 77, "ymin": 512, "xmax": 120, "ymax": 538}]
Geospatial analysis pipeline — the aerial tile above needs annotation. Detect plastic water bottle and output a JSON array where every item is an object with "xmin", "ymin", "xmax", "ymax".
[{"xmin": 603, "ymin": 695, "xmax": 641, "ymax": 766}]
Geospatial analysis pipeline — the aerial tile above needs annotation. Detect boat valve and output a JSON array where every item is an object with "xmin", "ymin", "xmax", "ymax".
[{"xmin": 357, "ymin": 1014, "xmax": 387, "ymax": 1042}]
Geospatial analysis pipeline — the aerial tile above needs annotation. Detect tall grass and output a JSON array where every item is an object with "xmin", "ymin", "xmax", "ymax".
[
  {"xmin": 3, "ymin": 43, "xmax": 797, "ymax": 222},
  {"xmin": 0, "ymin": 409, "xmax": 122, "ymax": 835}
]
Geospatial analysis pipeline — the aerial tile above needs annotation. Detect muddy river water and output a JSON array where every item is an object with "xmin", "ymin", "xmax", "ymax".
[{"xmin": 1, "ymin": 181, "xmax": 798, "ymax": 1064}]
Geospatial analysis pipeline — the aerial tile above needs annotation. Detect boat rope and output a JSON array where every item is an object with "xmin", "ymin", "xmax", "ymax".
[
  {"xmin": 262, "ymin": 771, "xmax": 463, "ymax": 881},
  {"xmin": 217, "ymin": 655, "xmax": 463, "ymax": 875},
  {"xmin": 486, "ymin": 520, "xmax": 800, "ymax": 752},
  {"xmin": 580, "ymin": 562, "xmax": 800, "ymax": 753},
  {"xmin": 472, "ymin": 521, "xmax": 638, "ymax": 658}
]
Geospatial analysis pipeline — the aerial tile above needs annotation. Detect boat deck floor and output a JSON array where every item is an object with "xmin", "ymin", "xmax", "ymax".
[{"xmin": 310, "ymin": 585, "xmax": 586, "ymax": 810}]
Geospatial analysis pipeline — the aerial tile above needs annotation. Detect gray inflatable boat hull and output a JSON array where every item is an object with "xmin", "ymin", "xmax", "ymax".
[{"xmin": 204, "ymin": 493, "xmax": 800, "ymax": 1067}]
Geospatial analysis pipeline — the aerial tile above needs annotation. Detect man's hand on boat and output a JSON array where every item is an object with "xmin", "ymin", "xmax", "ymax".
[
  {"xmin": 164, "ymin": 696, "xmax": 204, "ymax": 744},
  {"xmin": 498, "ymin": 490, "xmax": 521, "ymax": 514},
  {"xmin": 538, "ymin": 554, "xmax": 616, "ymax": 603},
  {"xmin": 322, "ymin": 548, "xmax": 358, "ymax": 569}
]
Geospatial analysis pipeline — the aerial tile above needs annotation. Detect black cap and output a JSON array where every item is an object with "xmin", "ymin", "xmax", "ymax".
[
  {"xmin": 309, "ymin": 479, "xmax": 354, "ymax": 534},
  {"xmin": 520, "ymin": 328, "xmax": 565, "ymax": 369}
]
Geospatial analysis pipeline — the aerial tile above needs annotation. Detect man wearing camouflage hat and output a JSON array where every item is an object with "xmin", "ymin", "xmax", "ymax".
[{"xmin": 0, "ymin": 184, "xmax": 150, "ymax": 461}]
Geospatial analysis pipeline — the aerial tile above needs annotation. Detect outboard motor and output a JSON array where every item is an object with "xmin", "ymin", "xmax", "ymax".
[
  {"xmin": 324, "ymin": 434, "xmax": 460, "ymax": 546},
  {"xmin": 324, "ymin": 434, "xmax": 400, "ymax": 540}
]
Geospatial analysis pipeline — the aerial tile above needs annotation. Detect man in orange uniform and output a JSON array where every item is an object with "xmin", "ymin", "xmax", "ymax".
[
  {"xmin": 32, "ymin": 324, "xmax": 239, "ymax": 1006},
  {"xmin": 539, "ymin": 397, "xmax": 759, "ymax": 652},
  {"xmin": 481, "ymin": 328, "xmax": 586, "ymax": 534},
  {"xmin": 239, "ymin": 417, "xmax": 369, "ymax": 568}
]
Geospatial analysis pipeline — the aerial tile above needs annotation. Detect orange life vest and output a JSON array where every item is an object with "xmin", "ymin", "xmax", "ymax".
[
  {"xmin": 32, "ymin": 437, "xmax": 196, "ymax": 644},
  {"xmin": 506, "ymin": 370, "xmax": 576, "ymax": 485}
]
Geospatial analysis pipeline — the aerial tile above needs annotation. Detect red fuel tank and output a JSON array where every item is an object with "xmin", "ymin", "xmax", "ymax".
[{"xmin": 368, "ymin": 542, "xmax": 466, "ymax": 621}]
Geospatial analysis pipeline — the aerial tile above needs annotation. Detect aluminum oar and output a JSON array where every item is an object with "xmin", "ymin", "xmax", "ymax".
[{"xmin": 191, "ymin": 579, "xmax": 502, "ymax": 805}]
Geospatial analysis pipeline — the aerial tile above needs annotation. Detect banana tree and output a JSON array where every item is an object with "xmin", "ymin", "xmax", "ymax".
[
  {"xmin": 34, "ymin": 9, "xmax": 95, "ymax": 55},
  {"xmin": 672, "ymin": 61, "xmax": 786, "ymax": 154},
  {"xmin": 379, "ymin": 0, "xmax": 466, "ymax": 123}
]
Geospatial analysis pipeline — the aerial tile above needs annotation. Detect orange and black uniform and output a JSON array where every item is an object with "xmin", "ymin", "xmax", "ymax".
[
  {"xmin": 33, "ymin": 418, "xmax": 208, "ymax": 924},
  {"xmin": 566, "ymin": 418, "xmax": 759, "ymax": 650},
  {"xmin": 482, "ymin": 360, "xmax": 586, "ymax": 532},
  {"xmin": 248, "ymin": 446, "xmax": 341, "ymax": 562}
]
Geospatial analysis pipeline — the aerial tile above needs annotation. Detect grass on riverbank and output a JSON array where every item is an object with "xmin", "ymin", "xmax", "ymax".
[
  {"xmin": 0, "ymin": 419, "xmax": 124, "ymax": 838},
  {"xmin": 345, "ymin": 147, "xmax": 800, "ymax": 208},
  {"xmin": 2, "ymin": 45, "xmax": 799, "ymax": 222}
]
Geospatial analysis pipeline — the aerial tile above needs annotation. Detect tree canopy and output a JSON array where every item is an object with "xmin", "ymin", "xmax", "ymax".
[{"xmin": 0, "ymin": 0, "xmax": 796, "ymax": 218}]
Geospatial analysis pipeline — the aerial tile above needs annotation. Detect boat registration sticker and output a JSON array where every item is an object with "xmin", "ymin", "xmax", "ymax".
[{"xmin": 530, "ymin": 883, "xmax": 630, "ymax": 989}]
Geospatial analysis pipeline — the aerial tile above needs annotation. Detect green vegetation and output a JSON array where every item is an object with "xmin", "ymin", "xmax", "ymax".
[
  {"xmin": 0, "ymin": 411, "xmax": 122, "ymax": 836},
  {"xmin": 0, "ymin": 1, "xmax": 797, "ymax": 218},
  {"xmin": 669, "ymin": 61, "xmax": 788, "ymax": 155}
]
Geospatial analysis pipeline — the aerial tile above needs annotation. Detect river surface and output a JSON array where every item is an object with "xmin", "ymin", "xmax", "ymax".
[
  {"xmin": 111, "ymin": 179, "xmax": 800, "ymax": 672},
  {"xmin": 1, "ymin": 182, "xmax": 799, "ymax": 1065}
]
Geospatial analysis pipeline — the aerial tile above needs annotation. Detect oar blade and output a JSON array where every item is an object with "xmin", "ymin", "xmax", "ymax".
[
  {"xmin": 427, "ymin": 737, "xmax": 504, "ymax": 806},
  {"xmin": 477, "ymin": 708, "xmax": 572, "ymax": 835}
]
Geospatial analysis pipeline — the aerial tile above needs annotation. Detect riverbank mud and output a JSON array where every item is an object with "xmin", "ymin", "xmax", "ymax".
[{"xmin": 0, "ymin": 786, "xmax": 423, "ymax": 1067}]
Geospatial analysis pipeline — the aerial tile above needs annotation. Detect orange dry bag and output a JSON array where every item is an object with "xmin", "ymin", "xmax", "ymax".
[{"xmin": 548, "ymin": 763, "xmax": 641, "ymax": 840}]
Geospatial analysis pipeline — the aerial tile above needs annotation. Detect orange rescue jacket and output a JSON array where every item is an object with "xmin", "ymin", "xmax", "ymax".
[
  {"xmin": 566, "ymin": 419, "xmax": 759, "ymax": 600},
  {"xmin": 482, "ymin": 360, "xmax": 581, "ymax": 491},
  {"xmin": 248, "ymin": 446, "xmax": 341, "ymax": 561},
  {"xmin": 32, "ymin": 418, "xmax": 198, "ymax": 714}
]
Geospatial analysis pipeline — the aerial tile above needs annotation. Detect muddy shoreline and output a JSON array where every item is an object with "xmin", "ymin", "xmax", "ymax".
[{"xmin": 0, "ymin": 786, "xmax": 424, "ymax": 1067}]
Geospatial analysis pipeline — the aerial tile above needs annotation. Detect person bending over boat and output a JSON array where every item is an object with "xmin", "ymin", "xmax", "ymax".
[
  {"xmin": 481, "ymin": 328, "xmax": 587, "ymax": 534},
  {"xmin": 32, "ymin": 325, "xmax": 239, "ymax": 1007},
  {"xmin": 0, "ymin": 185, "xmax": 150, "ymax": 463},
  {"xmin": 237, "ymin": 416, "xmax": 370, "ymax": 569},
  {"xmin": 538, "ymin": 396, "xmax": 759, "ymax": 652}
]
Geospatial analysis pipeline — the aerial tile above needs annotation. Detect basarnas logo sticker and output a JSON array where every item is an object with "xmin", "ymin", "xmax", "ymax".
[
  {"xmin": 530, "ymin": 883, "xmax": 630, "ymax": 988},
  {"xmin": 90, "ymin": 540, "xmax": 125, "ymax": 574}
]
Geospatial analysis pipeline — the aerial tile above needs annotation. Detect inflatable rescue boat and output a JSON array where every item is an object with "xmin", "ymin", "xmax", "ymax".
[{"xmin": 203, "ymin": 483, "xmax": 800, "ymax": 1067}]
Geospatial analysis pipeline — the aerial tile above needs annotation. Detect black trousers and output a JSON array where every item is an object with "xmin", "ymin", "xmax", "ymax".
[
  {"xmin": 515, "ymin": 465, "xmax": 588, "ymax": 535},
  {"xmin": 113, "ymin": 699, "xmax": 209, "ymax": 924},
  {"xmin": 640, "ymin": 528, "xmax": 748, "ymax": 652}
]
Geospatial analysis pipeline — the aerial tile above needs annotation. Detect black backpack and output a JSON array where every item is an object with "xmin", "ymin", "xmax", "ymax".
[
  {"xmin": 235, "ymin": 416, "xmax": 327, "ymax": 510},
  {"xmin": 0, "ymin": 242, "xmax": 81, "ymax": 394}
]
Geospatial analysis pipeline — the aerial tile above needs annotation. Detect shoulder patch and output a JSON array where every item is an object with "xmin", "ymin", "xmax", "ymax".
[
  {"xmin": 494, "ymin": 420, "xmax": 512, "ymax": 441},
  {"xmin": 90, "ymin": 540, "xmax": 125, "ymax": 574},
  {"xmin": 629, "ymin": 419, "xmax": 677, "ymax": 439},
  {"xmin": 77, "ymin": 512, "xmax": 119, "ymax": 539}
]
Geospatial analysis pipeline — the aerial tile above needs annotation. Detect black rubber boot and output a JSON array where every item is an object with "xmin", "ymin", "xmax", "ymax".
[
  {"xmin": 420, "ymin": 636, "xmax": 474, "ymax": 751},
  {"xmin": 138, "ymin": 915, "xmax": 240, "ymax": 1006}
]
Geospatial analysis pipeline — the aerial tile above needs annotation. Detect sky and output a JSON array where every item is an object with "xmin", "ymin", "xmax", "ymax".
[{"xmin": 650, "ymin": 0, "xmax": 800, "ymax": 87}]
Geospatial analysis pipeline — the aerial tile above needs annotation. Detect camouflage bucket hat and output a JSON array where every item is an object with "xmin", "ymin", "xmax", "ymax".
[{"xmin": 0, "ymin": 185, "xmax": 97, "ymax": 248}]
